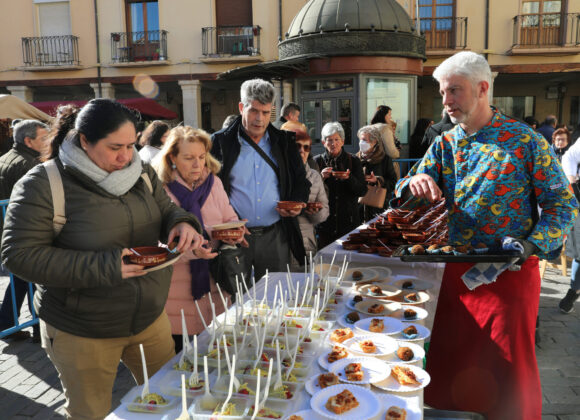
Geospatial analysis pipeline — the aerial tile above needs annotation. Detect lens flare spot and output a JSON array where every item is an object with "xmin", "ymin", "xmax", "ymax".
[{"xmin": 132, "ymin": 74, "xmax": 159, "ymax": 98}]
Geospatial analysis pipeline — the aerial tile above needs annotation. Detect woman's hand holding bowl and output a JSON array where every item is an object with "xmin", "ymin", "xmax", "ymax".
[
  {"xmin": 120, "ymin": 249, "xmax": 147, "ymax": 279},
  {"xmin": 321, "ymin": 167, "xmax": 333, "ymax": 179}
]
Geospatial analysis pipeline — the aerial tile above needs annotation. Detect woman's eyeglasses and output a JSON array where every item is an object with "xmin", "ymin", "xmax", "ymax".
[{"xmin": 297, "ymin": 143, "xmax": 311, "ymax": 152}]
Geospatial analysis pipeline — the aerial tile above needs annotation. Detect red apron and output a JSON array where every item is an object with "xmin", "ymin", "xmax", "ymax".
[{"xmin": 424, "ymin": 257, "xmax": 542, "ymax": 420}]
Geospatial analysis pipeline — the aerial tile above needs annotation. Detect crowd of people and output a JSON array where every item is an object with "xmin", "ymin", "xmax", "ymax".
[{"xmin": 0, "ymin": 51, "xmax": 578, "ymax": 420}]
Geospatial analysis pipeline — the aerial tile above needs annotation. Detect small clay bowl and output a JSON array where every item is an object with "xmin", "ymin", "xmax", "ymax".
[
  {"xmin": 358, "ymin": 245, "xmax": 377, "ymax": 254},
  {"xmin": 342, "ymin": 241, "xmax": 361, "ymax": 251},
  {"xmin": 402, "ymin": 232, "xmax": 428, "ymax": 243},
  {"xmin": 377, "ymin": 246, "xmax": 394, "ymax": 257},
  {"xmin": 211, "ymin": 228, "xmax": 244, "ymax": 241},
  {"xmin": 332, "ymin": 171, "xmax": 349, "ymax": 179},
  {"xmin": 129, "ymin": 246, "xmax": 169, "ymax": 267},
  {"xmin": 277, "ymin": 201, "xmax": 304, "ymax": 211},
  {"xmin": 306, "ymin": 202, "xmax": 323, "ymax": 211}
]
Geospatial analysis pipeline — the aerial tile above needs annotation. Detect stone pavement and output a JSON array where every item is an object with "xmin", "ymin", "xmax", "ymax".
[{"xmin": 0, "ymin": 265, "xmax": 579, "ymax": 420}]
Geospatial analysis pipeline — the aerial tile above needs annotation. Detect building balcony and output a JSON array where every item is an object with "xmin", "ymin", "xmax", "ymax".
[
  {"xmin": 201, "ymin": 25, "xmax": 262, "ymax": 63},
  {"xmin": 21, "ymin": 35, "xmax": 80, "ymax": 70},
  {"xmin": 414, "ymin": 17, "xmax": 467, "ymax": 57},
  {"xmin": 510, "ymin": 13, "xmax": 580, "ymax": 55},
  {"xmin": 110, "ymin": 30, "xmax": 169, "ymax": 66}
]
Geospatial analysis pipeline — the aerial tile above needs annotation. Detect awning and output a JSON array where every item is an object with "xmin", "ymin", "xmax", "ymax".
[
  {"xmin": 218, "ymin": 55, "xmax": 315, "ymax": 80},
  {"xmin": 0, "ymin": 95, "xmax": 52, "ymax": 122},
  {"xmin": 30, "ymin": 97, "xmax": 178, "ymax": 120}
]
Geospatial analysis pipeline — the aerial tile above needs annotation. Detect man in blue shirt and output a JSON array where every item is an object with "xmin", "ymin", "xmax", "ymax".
[{"xmin": 211, "ymin": 79, "xmax": 311, "ymax": 283}]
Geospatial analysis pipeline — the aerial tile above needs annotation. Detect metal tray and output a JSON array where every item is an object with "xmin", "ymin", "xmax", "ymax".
[{"xmin": 393, "ymin": 245, "xmax": 522, "ymax": 263}]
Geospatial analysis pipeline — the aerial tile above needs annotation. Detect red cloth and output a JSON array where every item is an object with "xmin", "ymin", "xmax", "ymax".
[{"xmin": 425, "ymin": 257, "xmax": 542, "ymax": 420}]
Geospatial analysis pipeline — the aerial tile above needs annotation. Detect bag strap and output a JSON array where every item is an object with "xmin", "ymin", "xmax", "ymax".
[
  {"xmin": 239, "ymin": 130, "xmax": 281, "ymax": 181},
  {"xmin": 140, "ymin": 172, "xmax": 153, "ymax": 193},
  {"xmin": 43, "ymin": 160, "xmax": 66, "ymax": 236}
]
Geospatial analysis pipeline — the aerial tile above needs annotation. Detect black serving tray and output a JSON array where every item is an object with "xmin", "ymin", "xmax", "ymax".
[{"xmin": 393, "ymin": 245, "xmax": 522, "ymax": 263}]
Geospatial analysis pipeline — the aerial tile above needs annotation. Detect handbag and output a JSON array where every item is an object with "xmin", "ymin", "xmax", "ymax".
[
  {"xmin": 359, "ymin": 184, "xmax": 388, "ymax": 208},
  {"xmin": 209, "ymin": 244, "xmax": 246, "ymax": 301}
]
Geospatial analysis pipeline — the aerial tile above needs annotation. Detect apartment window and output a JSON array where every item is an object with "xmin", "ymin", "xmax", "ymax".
[
  {"xmin": 520, "ymin": 0, "xmax": 564, "ymax": 45},
  {"xmin": 216, "ymin": 0, "xmax": 252, "ymax": 26},
  {"xmin": 126, "ymin": 0, "xmax": 159, "ymax": 34},
  {"xmin": 36, "ymin": 0, "xmax": 71, "ymax": 36},
  {"xmin": 492, "ymin": 96, "xmax": 535, "ymax": 120},
  {"xmin": 417, "ymin": 0, "xmax": 455, "ymax": 48}
]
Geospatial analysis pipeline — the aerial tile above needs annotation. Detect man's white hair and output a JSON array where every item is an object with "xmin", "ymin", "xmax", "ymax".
[
  {"xmin": 433, "ymin": 51, "xmax": 492, "ymax": 88},
  {"xmin": 240, "ymin": 78, "xmax": 275, "ymax": 108}
]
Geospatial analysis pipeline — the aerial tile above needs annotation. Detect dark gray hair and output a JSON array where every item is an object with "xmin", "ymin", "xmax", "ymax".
[
  {"xmin": 222, "ymin": 114, "xmax": 238, "ymax": 129},
  {"xmin": 281, "ymin": 102, "xmax": 300, "ymax": 118},
  {"xmin": 13, "ymin": 120, "xmax": 48, "ymax": 145},
  {"xmin": 321, "ymin": 122, "xmax": 345, "ymax": 141},
  {"xmin": 240, "ymin": 79, "xmax": 275, "ymax": 108},
  {"xmin": 357, "ymin": 125, "xmax": 382, "ymax": 144}
]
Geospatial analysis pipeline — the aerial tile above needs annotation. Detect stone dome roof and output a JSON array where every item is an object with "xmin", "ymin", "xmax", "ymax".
[{"xmin": 287, "ymin": 0, "xmax": 415, "ymax": 38}]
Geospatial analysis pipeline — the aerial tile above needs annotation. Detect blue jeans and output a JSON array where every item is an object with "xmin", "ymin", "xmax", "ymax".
[
  {"xmin": 571, "ymin": 260, "xmax": 580, "ymax": 291},
  {"xmin": 0, "ymin": 274, "xmax": 33, "ymax": 329}
]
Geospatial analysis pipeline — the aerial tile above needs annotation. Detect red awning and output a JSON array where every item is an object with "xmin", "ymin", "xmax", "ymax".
[{"xmin": 30, "ymin": 97, "xmax": 178, "ymax": 120}]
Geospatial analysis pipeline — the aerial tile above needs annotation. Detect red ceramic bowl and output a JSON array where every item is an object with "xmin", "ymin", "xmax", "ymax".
[
  {"xmin": 277, "ymin": 201, "xmax": 304, "ymax": 211},
  {"xmin": 358, "ymin": 245, "xmax": 377, "ymax": 254},
  {"xmin": 211, "ymin": 228, "xmax": 244, "ymax": 241},
  {"xmin": 332, "ymin": 171, "xmax": 349, "ymax": 179},
  {"xmin": 306, "ymin": 202, "xmax": 323, "ymax": 211},
  {"xmin": 402, "ymin": 232, "xmax": 428, "ymax": 243},
  {"xmin": 342, "ymin": 241, "xmax": 361, "ymax": 251},
  {"xmin": 129, "ymin": 246, "xmax": 169, "ymax": 266}
]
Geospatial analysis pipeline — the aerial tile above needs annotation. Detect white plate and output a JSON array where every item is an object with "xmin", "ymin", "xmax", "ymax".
[
  {"xmin": 343, "ymin": 334, "xmax": 398, "ymax": 357},
  {"xmin": 365, "ymin": 266, "xmax": 392, "ymax": 280},
  {"xmin": 345, "ymin": 296, "xmax": 365, "ymax": 311},
  {"xmin": 379, "ymin": 394, "xmax": 422, "ymax": 420},
  {"xmin": 393, "ymin": 323, "xmax": 431, "ymax": 342},
  {"xmin": 318, "ymin": 347, "xmax": 355, "ymax": 371},
  {"xmin": 390, "ymin": 277, "xmax": 434, "ymax": 291},
  {"xmin": 305, "ymin": 374, "xmax": 370, "ymax": 396},
  {"xmin": 372, "ymin": 364, "xmax": 431, "ymax": 393},
  {"xmin": 358, "ymin": 284, "xmax": 401, "ymax": 299},
  {"xmin": 384, "ymin": 342, "xmax": 425, "ymax": 365},
  {"xmin": 283, "ymin": 408, "xmax": 327, "ymax": 420},
  {"xmin": 344, "ymin": 267, "xmax": 378, "ymax": 283},
  {"xmin": 391, "ymin": 306, "xmax": 429, "ymax": 322},
  {"xmin": 329, "ymin": 356, "xmax": 391, "ymax": 385},
  {"xmin": 143, "ymin": 252, "xmax": 182, "ymax": 273},
  {"xmin": 354, "ymin": 316, "xmax": 405, "ymax": 335},
  {"xmin": 310, "ymin": 384, "xmax": 381, "ymax": 420},
  {"xmin": 210, "ymin": 220, "xmax": 246, "ymax": 230},
  {"xmin": 400, "ymin": 291, "xmax": 430, "ymax": 305},
  {"xmin": 354, "ymin": 300, "xmax": 401, "ymax": 316},
  {"xmin": 337, "ymin": 312, "xmax": 368, "ymax": 328}
]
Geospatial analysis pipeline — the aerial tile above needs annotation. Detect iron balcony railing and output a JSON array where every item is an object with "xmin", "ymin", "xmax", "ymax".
[
  {"xmin": 21, "ymin": 35, "xmax": 80, "ymax": 66},
  {"xmin": 414, "ymin": 17, "xmax": 467, "ymax": 50},
  {"xmin": 513, "ymin": 13, "xmax": 580, "ymax": 47},
  {"xmin": 202, "ymin": 25, "xmax": 261, "ymax": 56},
  {"xmin": 111, "ymin": 30, "xmax": 168, "ymax": 63}
]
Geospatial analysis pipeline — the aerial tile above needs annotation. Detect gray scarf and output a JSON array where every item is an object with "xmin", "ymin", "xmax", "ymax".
[{"xmin": 59, "ymin": 138, "xmax": 143, "ymax": 196}]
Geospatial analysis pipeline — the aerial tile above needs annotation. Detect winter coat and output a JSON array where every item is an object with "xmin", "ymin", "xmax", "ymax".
[
  {"xmin": 297, "ymin": 164, "xmax": 329, "ymax": 255},
  {"xmin": 0, "ymin": 142, "xmax": 40, "ymax": 200},
  {"xmin": 0, "ymin": 160, "xmax": 200, "ymax": 338}
]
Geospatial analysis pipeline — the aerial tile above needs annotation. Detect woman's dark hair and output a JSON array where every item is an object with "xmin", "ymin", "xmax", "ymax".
[
  {"xmin": 48, "ymin": 99, "xmax": 139, "ymax": 159},
  {"xmin": 139, "ymin": 120, "xmax": 170, "ymax": 148},
  {"xmin": 46, "ymin": 104, "xmax": 80, "ymax": 160},
  {"xmin": 370, "ymin": 105, "xmax": 392, "ymax": 125}
]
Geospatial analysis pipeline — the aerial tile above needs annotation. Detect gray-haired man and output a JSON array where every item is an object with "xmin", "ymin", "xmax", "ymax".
[
  {"xmin": 211, "ymin": 79, "xmax": 311, "ymax": 284},
  {"xmin": 0, "ymin": 119, "xmax": 48, "ymax": 341}
]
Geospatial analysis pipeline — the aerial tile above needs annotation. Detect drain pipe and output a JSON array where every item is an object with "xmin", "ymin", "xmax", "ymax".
[
  {"xmin": 484, "ymin": 0, "xmax": 490, "ymax": 60},
  {"xmin": 93, "ymin": 0, "xmax": 102, "ymax": 97},
  {"xmin": 279, "ymin": 0, "xmax": 283, "ymax": 40}
]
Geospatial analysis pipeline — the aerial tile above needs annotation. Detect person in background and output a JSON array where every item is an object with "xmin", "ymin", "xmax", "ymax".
[
  {"xmin": 1, "ymin": 99, "xmax": 204, "ymax": 419},
  {"xmin": 397, "ymin": 51, "xmax": 577, "ymax": 420},
  {"xmin": 551, "ymin": 127, "xmax": 571, "ymax": 162},
  {"xmin": 314, "ymin": 122, "xmax": 367, "ymax": 248},
  {"xmin": 281, "ymin": 120, "xmax": 319, "ymax": 171},
  {"xmin": 371, "ymin": 105, "xmax": 401, "ymax": 150},
  {"xmin": 537, "ymin": 114, "xmax": 558, "ymax": 143},
  {"xmin": 154, "ymin": 126, "xmax": 245, "ymax": 352},
  {"xmin": 356, "ymin": 125, "xmax": 397, "ymax": 221},
  {"xmin": 211, "ymin": 79, "xmax": 310, "ymax": 283},
  {"xmin": 409, "ymin": 118, "xmax": 434, "ymax": 159},
  {"xmin": 222, "ymin": 114, "xmax": 239, "ymax": 130},
  {"xmin": 0, "ymin": 119, "xmax": 49, "ymax": 342},
  {"xmin": 273, "ymin": 102, "xmax": 301, "ymax": 129},
  {"xmin": 0, "ymin": 118, "xmax": 13, "ymax": 157},
  {"xmin": 372, "ymin": 122, "xmax": 400, "ymax": 179},
  {"xmin": 524, "ymin": 116, "xmax": 539, "ymax": 130},
  {"xmin": 138, "ymin": 120, "xmax": 170, "ymax": 164},
  {"xmin": 421, "ymin": 110, "xmax": 455, "ymax": 150}
]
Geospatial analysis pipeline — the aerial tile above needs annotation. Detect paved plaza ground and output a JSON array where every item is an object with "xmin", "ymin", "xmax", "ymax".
[{"xmin": 0, "ymin": 264, "xmax": 579, "ymax": 420}]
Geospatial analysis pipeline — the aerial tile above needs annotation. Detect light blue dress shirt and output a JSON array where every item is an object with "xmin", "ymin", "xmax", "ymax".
[{"xmin": 229, "ymin": 131, "xmax": 281, "ymax": 228}]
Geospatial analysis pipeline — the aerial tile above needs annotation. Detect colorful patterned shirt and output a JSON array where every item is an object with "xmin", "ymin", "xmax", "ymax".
[{"xmin": 396, "ymin": 108, "xmax": 578, "ymax": 259}]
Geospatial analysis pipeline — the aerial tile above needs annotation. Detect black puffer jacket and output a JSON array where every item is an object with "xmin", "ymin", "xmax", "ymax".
[
  {"xmin": 1, "ymin": 160, "xmax": 201, "ymax": 338},
  {"xmin": 0, "ymin": 142, "xmax": 40, "ymax": 200}
]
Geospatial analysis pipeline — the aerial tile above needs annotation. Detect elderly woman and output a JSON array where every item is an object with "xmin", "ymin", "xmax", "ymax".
[
  {"xmin": 314, "ymin": 122, "xmax": 367, "ymax": 248},
  {"xmin": 1, "ymin": 99, "xmax": 203, "ymax": 419},
  {"xmin": 154, "ymin": 126, "xmax": 245, "ymax": 352},
  {"xmin": 551, "ymin": 127, "xmax": 571, "ymax": 162},
  {"xmin": 357, "ymin": 125, "xmax": 398, "ymax": 221},
  {"xmin": 138, "ymin": 120, "xmax": 170, "ymax": 163},
  {"xmin": 280, "ymin": 124, "xmax": 329, "ymax": 259}
]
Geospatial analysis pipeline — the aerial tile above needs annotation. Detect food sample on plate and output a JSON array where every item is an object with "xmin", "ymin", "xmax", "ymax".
[
  {"xmin": 440, "ymin": 245, "xmax": 454, "ymax": 254},
  {"xmin": 426, "ymin": 244, "xmax": 440, "ymax": 254},
  {"xmin": 369, "ymin": 285, "xmax": 382, "ymax": 296},
  {"xmin": 172, "ymin": 358, "xmax": 193, "ymax": 371},
  {"xmin": 331, "ymin": 327, "xmax": 354, "ymax": 343},
  {"xmin": 409, "ymin": 245, "xmax": 425, "ymax": 255},
  {"xmin": 352, "ymin": 294, "xmax": 364, "ymax": 305},
  {"xmin": 187, "ymin": 377, "xmax": 204, "ymax": 391},
  {"xmin": 270, "ymin": 384, "xmax": 293, "ymax": 399},
  {"xmin": 325, "ymin": 389, "xmax": 360, "ymax": 415},
  {"xmin": 402, "ymin": 281, "xmax": 414, "ymax": 290},
  {"xmin": 402, "ymin": 325, "xmax": 418, "ymax": 339},
  {"xmin": 403, "ymin": 308, "xmax": 417, "ymax": 320},
  {"xmin": 345, "ymin": 311, "xmax": 360, "ymax": 324},
  {"xmin": 391, "ymin": 365, "xmax": 421, "ymax": 386},
  {"xmin": 250, "ymin": 405, "xmax": 283, "ymax": 418},
  {"xmin": 288, "ymin": 416, "xmax": 303, "ymax": 420},
  {"xmin": 369, "ymin": 318, "xmax": 384, "ymax": 333},
  {"xmin": 359, "ymin": 339, "xmax": 376, "ymax": 354},
  {"xmin": 328, "ymin": 345, "xmax": 349, "ymax": 363},
  {"xmin": 237, "ymin": 382, "xmax": 256, "ymax": 395},
  {"xmin": 396, "ymin": 346, "xmax": 414, "ymax": 362},
  {"xmin": 368, "ymin": 303, "xmax": 385, "ymax": 314},
  {"xmin": 404, "ymin": 292, "xmax": 419, "ymax": 303},
  {"xmin": 345, "ymin": 362, "xmax": 364, "ymax": 381},
  {"xmin": 318, "ymin": 372, "xmax": 340, "ymax": 389},
  {"xmin": 351, "ymin": 270, "xmax": 363, "ymax": 281},
  {"xmin": 132, "ymin": 392, "xmax": 168, "ymax": 406},
  {"xmin": 385, "ymin": 406, "xmax": 407, "ymax": 420}
]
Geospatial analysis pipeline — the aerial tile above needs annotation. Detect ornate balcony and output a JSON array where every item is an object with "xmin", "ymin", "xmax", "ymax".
[
  {"xmin": 21, "ymin": 35, "xmax": 80, "ymax": 68},
  {"xmin": 111, "ymin": 30, "xmax": 168, "ymax": 63},
  {"xmin": 202, "ymin": 26, "xmax": 261, "ymax": 60},
  {"xmin": 512, "ymin": 12, "xmax": 580, "ymax": 52},
  {"xmin": 414, "ymin": 17, "xmax": 467, "ymax": 54}
]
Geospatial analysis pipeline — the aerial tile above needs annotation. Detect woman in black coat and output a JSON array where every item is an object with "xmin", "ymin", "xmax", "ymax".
[{"xmin": 314, "ymin": 122, "xmax": 367, "ymax": 248}]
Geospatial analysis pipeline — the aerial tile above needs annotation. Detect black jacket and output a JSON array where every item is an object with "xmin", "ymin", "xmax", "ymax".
[
  {"xmin": 421, "ymin": 113, "xmax": 455, "ymax": 151},
  {"xmin": 0, "ymin": 142, "xmax": 40, "ymax": 200},
  {"xmin": 211, "ymin": 116, "xmax": 311, "ymax": 261},
  {"xmin": 359, "ymin": 153, "xmax": 397, "ymax": 221},
  {"xmin": 314, "ymin": 149, "xmax": 368, "ymax": 240}
]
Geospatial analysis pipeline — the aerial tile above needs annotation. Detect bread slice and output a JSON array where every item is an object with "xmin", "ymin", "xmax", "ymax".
[
  {"xmin": 327, "ymin": 345, "xmax": 348, "ymax": 363},
  {"xmin": 359, "ymin": 340, "xmax": 376, "ymax": 354},
  {"xmin": 317, "ymin": 372, "xmax": 340, "ymax": 389},
  {"xmin": 368, "ymin": 303, "xmax": 384, "ymax": 314},
  {"xmin": 345, "ymin": 362, "xmax": 364, "ymax": 381},
  {"xmin": 391, "ymin": 365, "xmax": 421, "ymax": 386},
  {"xmin": 369, "ymin": 318, "xmax": 384, "ymax": 333},
  {"xmin": 385, "ymin": 406, "xmax": 407, "ymax": 419},
  {"xmin": 330, "ymin": 327, "xmax": 354, "ymax": 343},
  {"xmin": 325, "ymin": 389, "xmax": 359, "ymax": 414}
]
